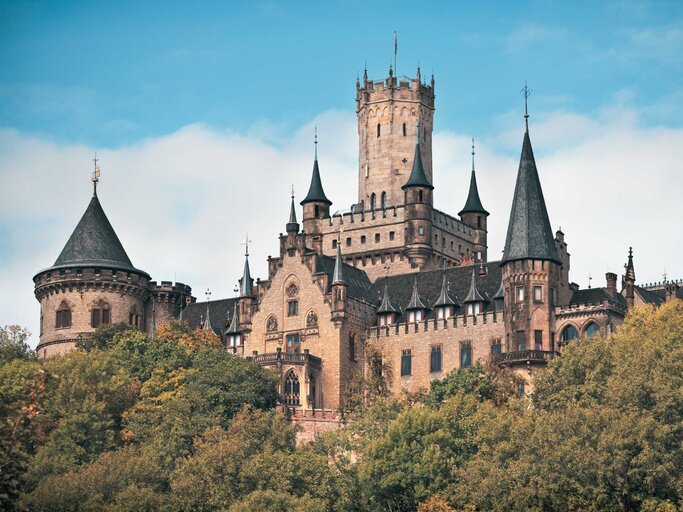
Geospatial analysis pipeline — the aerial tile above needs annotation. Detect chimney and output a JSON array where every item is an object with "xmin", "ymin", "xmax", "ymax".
[{"xmin": 606, "ymin": 272, "xmax": 617, "ymax": 294}]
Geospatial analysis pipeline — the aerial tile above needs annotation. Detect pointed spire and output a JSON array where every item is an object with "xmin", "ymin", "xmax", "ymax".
[
  {"xmin": 301, "ymin": 129, "xmax": 332, "ymax": 206},
  {"xmin": 286, "ymin": 187, "xmax": 299, "ymax": 233},
  {"xmin": 406, "ymin": 277, "xmax": 429, "ymax": 310},
  {"xmin": 332, "ymin": 239, "xmax": 345, "ymax": 285},
  {"xmin": 402, "ymin": 122, "xmax": 434, "ymax": 190},
  {"xmin": 91, "ymin": 153, "xmax": 100, "ymax": 197},
  {"xmin": 435, "ymin": 273, "xmax": 458, "ymax": 307},
  {"xmin": 377, "ymin": 283, "xmax": 398, "ymax": 313},
  {"xmin": 225, "ymin": 301, "xmax": 240, "ymax": 335},
  {"xmin": 501, "ymin": 119, "xmax": 561, "ymax": 264},
  {"xmin": 203, "ymin": 289, "xmax": 213, "ymax": 331},
  {"xmin": 464, "ymin": 267, "xmax": 486, "ymax": 303},
  {"xmin": 494, "ymin": 279, "xmax": 505, "ymax": 300},
  {"xmin": 363, "ymin": 63, "xmax": 368, "ymax": 82},
  {"xmin": 459, "ymin": 138, "xmax": 489, "ymax": 217},
  {"xmin": 522, "ymin": 81, "xmax": 531, "ymax": 134},
  {"xmin": 239, "ymin": 237, "xmax": 255, "ymax": 297},
  {"xmin": 625, "ymin": 246, "xmax": 636, "ymax": 282}
]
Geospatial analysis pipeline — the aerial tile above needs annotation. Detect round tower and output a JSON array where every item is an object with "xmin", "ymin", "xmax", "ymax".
[
  {"xmin": 356, "ymin": 65, "xmax": 435, "ymax": 209},
  {"xmin": 402, "ymin": 129, "xmax": 434, "ymax": 270},
  {"xmin": 33, "ymin": 173, "xmax": 151, "ymax": 358}
]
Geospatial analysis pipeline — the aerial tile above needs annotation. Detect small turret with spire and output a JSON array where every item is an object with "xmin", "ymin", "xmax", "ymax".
[
  {"xmin": 405, "ymin": 277, "xmax": 429, "ymax": 323},
  {"xmin": 623, "ymin": 247, "xmax": 636, "ymax": 308},
  {"xmin": 434, "ymin": 273, "xmax": 458, "ymax": 320},
  {"xmin": 331, "ymin": 231, "xmax": 347, "ymax": 325},
  {"xmin": 377, "ymin": 282, "xmax": 398, "ymax": 327},
  {"xmin": 301, "ymin": 128, "xmax": 332, "ymax": 247},
  {"xmin": 225, "ymin": 301, "xmax": 242, "ymax": 354},
  {"xmin": 459, "ymin": 138, "xmax": 489, "ymax": 262}
]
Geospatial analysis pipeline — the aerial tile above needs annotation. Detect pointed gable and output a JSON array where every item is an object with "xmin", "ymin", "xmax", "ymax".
[{"xmin": 501, "ymin": 131, "xmax": 560, "ymax": 264}]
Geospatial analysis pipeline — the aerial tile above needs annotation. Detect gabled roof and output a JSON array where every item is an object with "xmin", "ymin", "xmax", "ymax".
[
  {"xmin": 406, "ymin": 277, "xmax": 430, "ymax": 310},
  {"xmin": 635, "ymin": 286, "xmax": 664, "ymax": 306},
  {"xmin": 225, "ymin": 303, "xmax": 241, "ymax": 334},
  {"xmin": 301, "ymin": 159, "xmax": 332, "ymax": 205},
  {"xmin": 315, "ymin": 254, "xmax": 373, "ymax": 301},
  {"xmin": 402, "ymin": 140, "xmax": 433, "ymax": 190},
  {"xmin": 182, "ymin": 298, "xmax": 237, "ymax": 335},
  {"xmin": 501, "ymin": 131, "xmax": 560, "ymax": 264},
  {"xmin": 48, "ymin": 192, "xmax": 148, "ymax": 277}
]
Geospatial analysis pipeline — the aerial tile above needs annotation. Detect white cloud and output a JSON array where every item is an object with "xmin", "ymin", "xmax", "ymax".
[
  {"xmin": 506, "ymin": 24, "xmax": 567, "ymax": 53},
  {"xmin": 1, "ymin": 107, "xmax": 682, "ymax": 348}
]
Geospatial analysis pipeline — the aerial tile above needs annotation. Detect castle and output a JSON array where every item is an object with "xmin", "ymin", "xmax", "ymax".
[{"xmin": 34, "ymin": 64, "xmax": 682, "ymax": 419}]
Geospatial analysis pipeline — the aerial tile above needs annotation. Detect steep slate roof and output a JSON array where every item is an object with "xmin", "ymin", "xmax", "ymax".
[
  {"xmin": 225, "ymin": 303, "xmax": 240, "ymax": 334},
  {"xmin": 569, "ymin": 288, "xmax": 627, "ymax": 308},
  {"xmin": 377, "ymin": 284, "xmax": 399, "ymax": 313},
  {"xmin": 635, "ymin": 286, "xmax": 665, "ymax": 305},
  {"xmin": 372, "ymin": 262, "xmax": 503, "ymax": 321},
  {"xmin": 458, "ymin": 167, "xmax": 489, "ymax": 216},
  {"xmin": 240, "ymin": 256, "xmax": 255, "ymax": 297},
  {"xmin": 402, "ymin": 140, "xmax": 433, "ymax": 190},
  {"xmin": 315, "ymin": 255, "xmax": 373, "ymax": 301},
  {"xmin": 434, "ymin": 273, "xmax": 459, "ymax": 307},
  {"xmin": 183, "ymin": 298, "xmax": 236, "ymax": 335},
  {"xmin": 501, "ymin": 131, "xmax": 560, "ymax": 264},
  {"xmin": 332, "ymin": 244, "xmax": 344, "ymax": 284},
  {"xmin": 406, "ymin": 278, "xmax": 430, "ymax": 310},
  {"xmin": 301, "ymin": 159, "xmax": 332, "ymax": 205},
  {"xmin": 464, "ymin": 267, "xmax": 487, "ymax": 303},
  {"xmin": 48, "ymin": 192, "xmax": 148, "ymax": 277}
]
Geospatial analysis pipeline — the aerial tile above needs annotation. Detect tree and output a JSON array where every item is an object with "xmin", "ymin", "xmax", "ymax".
[{"xmin": 0, "ymin": 325, "xmax": 34, "ymax": 365}]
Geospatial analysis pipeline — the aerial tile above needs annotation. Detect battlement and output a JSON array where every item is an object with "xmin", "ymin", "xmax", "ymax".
[
  {"xmin": 368, "ymin": 310, "xmax": 503, "ymax": 342},
  {"xmin": 641, "ymin": 279, "xmax": 682, "ymax": 290},
  {"xmin": 327, "ymin": 204, "xmax": 404, "ymax": 228},
  {"xmin": 556, "ymin": 299, "xmax": 627, "ymax": 316},
  {"xmin": 34, "ymin": 266, "xmax": 149, "ymax": 286},
  {"xmin": 148, "ymin": 281, "xmax": 194, "ymax": 303},
  {"xmin": 357, "ymin": 73, "xmax": 435, "ymax": 109},
  {"xmin": 432, "ymin": 209, "xmax": 475, "ymax": 242}
]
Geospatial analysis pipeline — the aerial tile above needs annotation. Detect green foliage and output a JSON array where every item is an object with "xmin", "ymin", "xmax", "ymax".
[
  {"xmin": 0, "ymin": 325, "xmax": 34, "ymax": 365},
  {"xmin": 76, "ymin": 322, "xmax": 135, "ymax": 352},
  {"xmin": 427, "ymin": 363, "xmax": 521, "ymax": 407}
]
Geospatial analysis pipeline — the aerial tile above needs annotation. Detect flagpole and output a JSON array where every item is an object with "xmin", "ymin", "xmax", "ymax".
[{"xmin": 394, "ymin": 31, "xmax": 397, "ymax": 78}]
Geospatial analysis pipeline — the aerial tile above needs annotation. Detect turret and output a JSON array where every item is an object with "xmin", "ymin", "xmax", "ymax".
[
  {"xmin": 402, "ymin": 127, "xmax": 434, "ymax": 270},
  {"xmin": 33, "ymin": 164, "xmax": 152, "ymax": 358},
  {"xmin": 458, "ymin": 139, "xmax": 489, "ymax": 262},
  {"xmin": 225, "ymin": 302, "xmax": 242, "ymax": 354},
  {"xmin": 500, "ymin": 91, "xmax": 562, "ymax": 356},
  {"xmin": 286, "ymin": 191, "xmax": 300, "ymax": 249},
  {"xmin": 330, "ymin": 241, "xmax": 347, "ymax": 324},
  {"xmin": 622, "ymin": 247, "xmax": 636, "ymax": 308},
  {"xmin": 238, "ymin": 245, "xmax": 256, "ymax": 330},
  {"xmin": 301, "ymin": 134, "xmax": 332, "ymax": 238}
]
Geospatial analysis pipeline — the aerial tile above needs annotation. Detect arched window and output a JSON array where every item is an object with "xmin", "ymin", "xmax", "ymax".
[
  {"xmin": 560, "ymin": 325, "xmax": 579, "ymax": 342},
  {"xmin": 370, "ymin": 193, "xmax": 376, "ymax": 211},
  {"xmin": 284, "ymin": 370, "xmax": 300, "ymax": 406},
  {"xmin": 377, "ymin": 123, "xmax": 381, "ymax": 138},
  {"xmin": 381, "ymin": 191, "xmax": 387, "ymax": 209},
  {"xmin": 91, "ymin": 300, "xmax": 111, "ymax": 327},
  {"xmin": 584, "ymin": 322, "xmax": 600, "ymax": 338},
  {"xmin": 402, "ymin": 123, "xmax": 406, "ymax": 136},
  {"xmin": 129, "ymin": 306, "xmax": 140, "ymax": 329},
  {"xmin": 56, "ymin": 301, "xmax": 71, "ymax": 328}
]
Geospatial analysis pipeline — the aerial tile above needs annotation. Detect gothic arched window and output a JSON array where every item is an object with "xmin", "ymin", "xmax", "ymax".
[
  {"xmin": 56, "ymin": 301, "xmax": 71, "ymax": 328},
  {"xmin": 381, "ymin": 191, "xmax": 387, "ymax": 209},
  {"xmin": 584, "ymin": 322, "xmax": 600, "ymax": 338},
  {"xmin": 560, "ymin": 325, "xmax": 579, "ymax": 342},
  {"xmin": 370, "ymin": 193, "xmax": 376, "ymax": 211},
  {"xmin": 284, "ymin": 370, "xmax": 300, "ymax": 406}
]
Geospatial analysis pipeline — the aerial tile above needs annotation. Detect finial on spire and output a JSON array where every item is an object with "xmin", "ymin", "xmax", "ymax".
[
  {"xmin": 241, "ymin": 233, "xmax": 252, "ymax": 257},
  {"xmin": 314, "ymin": 125, "xmax": 318, "ymax": 160},
  {"xmin": 521, "ymin": 81, "xmax": 532, "ymax": 132},
  {"xmin": 91, "ymin": 153, "xmax": 101, "ymax": 196},
  {"xmin": 471, "ymin": 138, "xmax": 476, "ymax": 172},
  {"xmin": 363, "ymin": 62, "xmax": 368, "ymax": 82},
  {"xmin": 205, "ymin": 288, "xmax": 211, "ymax": 302}
]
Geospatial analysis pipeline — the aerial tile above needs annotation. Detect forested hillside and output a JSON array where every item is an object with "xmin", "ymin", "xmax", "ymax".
[{"xmin": 2, "ymin": 301, "xmax": 681, "ymax": 512}]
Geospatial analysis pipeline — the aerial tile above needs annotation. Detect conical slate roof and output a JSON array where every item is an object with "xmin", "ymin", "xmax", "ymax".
[
  {"xmin": 332, "ymin": 243, "xmax": 345, "ymax": 284},
  {"xmin": 286, "ymin": 195, "xmax": 299, "ymax": 233},
  {"xmin": 402, "ymin": 140, "xmax": 433, "ymax": 190},
  {"xmin": 458, "ymin": 170, "xmax": 488, "ymax": 216},
  {"xmin": 406, "ymin": 277, "xmax": 429, "ymax": 310},
  {"xmin": 48, "ymin": 191, "xmax": 147, "ymax": 276},
  {"xmin": 501, "ymin": 131, "xmax": 560, "ymax": 264},
  {"xmin": 239, "ymin": 255, "xmax": 254, "ymax": 297},
  {"xmin": 301, "ymin": 159, "xmax": 332, "ymax": 205},
  {"xmin": 464, "ymin": 268, "xmax": 487, "ymax": 303},
  {"xmin": 377, "ymin": 284, "xmax": 398, "ymax": 313},
  {"xmin": 225, "ymin": 303, "xmax": 240, "ymax": 334},
  {"xmin": 434, "ymin": 273, "xmax": 458, "ymax": 307}
]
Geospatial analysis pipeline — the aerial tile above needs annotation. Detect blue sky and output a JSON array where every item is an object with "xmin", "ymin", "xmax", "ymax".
[
  {"xmin": 1, "ymin": 0, "xmax": 683, "ymax": 344},
  {"xmin": 2, "ymin": 0, "xmax": 682, "ymax": 147}
]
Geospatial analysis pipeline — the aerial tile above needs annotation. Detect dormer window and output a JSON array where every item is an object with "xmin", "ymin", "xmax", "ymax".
[
  {"xmin": 436, "ymin": 306, "xmax": 452, "ymax": 320},
  {"xmin": 407, "ymin": 310, "xmax": 424, "ymax": 323},
  {"xmin": 466, "ymin": 302, "xmax": 481, "ymax": 316},
  {"xmin": 227, "ymin": 332, "xmax": 241, "ymax": 351},
  {"xmin": 378, "ymin": 313, "xmax": 395, "ymax": 327}
]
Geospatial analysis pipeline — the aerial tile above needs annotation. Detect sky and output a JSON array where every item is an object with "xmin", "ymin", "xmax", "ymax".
[{"xmin": 1, "ymin": 0, "xmax": 682, "ymax": 346}]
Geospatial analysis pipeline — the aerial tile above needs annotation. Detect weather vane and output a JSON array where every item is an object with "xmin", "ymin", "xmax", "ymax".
[
  {"xmin": 205, "ymin": 288, "xmax": 211, "ymax": 302},
  {"xmin": 91, "ymin": 153, "xmax": 101, "ymax": 195}
]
